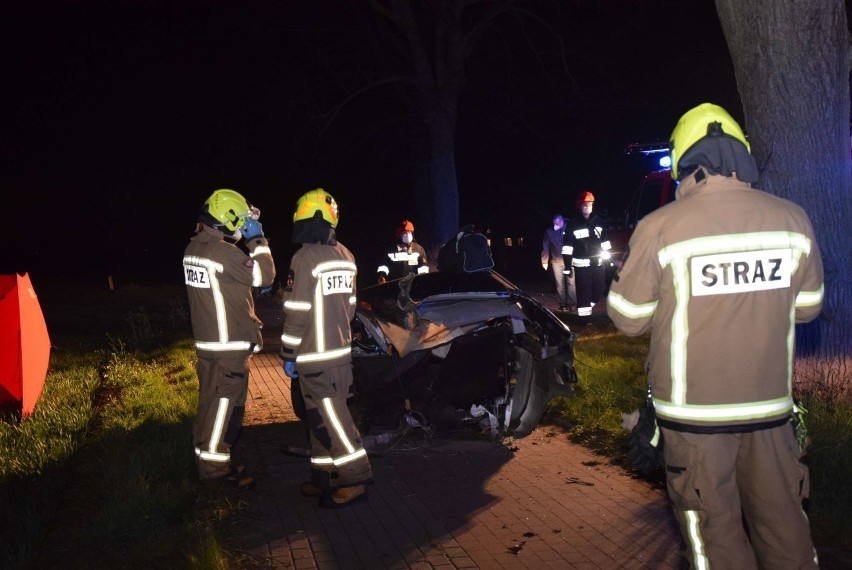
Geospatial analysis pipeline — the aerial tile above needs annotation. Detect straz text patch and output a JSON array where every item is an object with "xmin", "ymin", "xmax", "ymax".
[
  {"xmin": 184, "ymin": 264, "xmax": 211, "ymax": 288},
  {"xmin": 321, "ymin": 270, "xmax": 354, "ymax": 296},
  {"xmin": 691, "ymin": 248, "xmax": 792, "ymax": 296}
]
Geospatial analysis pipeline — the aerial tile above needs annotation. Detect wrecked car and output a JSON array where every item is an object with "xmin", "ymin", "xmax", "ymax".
[{"xmin": 350, "ymin": 270, "xmax": 577, "ymax": 438}]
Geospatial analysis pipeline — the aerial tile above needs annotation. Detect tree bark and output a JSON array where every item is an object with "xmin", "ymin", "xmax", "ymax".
[{"xmin": 716, "ymin": 0, "xmax": 851, "ymax": 360}]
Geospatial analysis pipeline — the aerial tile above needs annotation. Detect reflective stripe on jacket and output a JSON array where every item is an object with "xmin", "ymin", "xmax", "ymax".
[
  {"xmin": 606, "ymin": 171, "xmax": 824, "ymax": 429},
  {"xmin": 183, "ymin": 225, "xmax": 276, "ymax": 354},
  {"xmin": 282, "ymin": 242, "xmax": 357, "ymax": 372},
  {"xmin": 562, "ymin": 213, "xmax": 611, "ymax": 266}
]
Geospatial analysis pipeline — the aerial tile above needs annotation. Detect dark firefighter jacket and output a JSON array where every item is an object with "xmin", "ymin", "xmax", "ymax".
[
  {"xmin": 541, "ymin": 225, "xmax": 565, "ymax": 267},
  {"xmin": 562, "ymin": 213, "xmax": 612, "ymax": 268},
  {"xmin": 377, "ymin": 241, "xmax": 429, "ymax": 280}
]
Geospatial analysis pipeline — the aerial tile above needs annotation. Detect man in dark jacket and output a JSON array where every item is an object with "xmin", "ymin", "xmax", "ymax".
[
  {"xmin": 541, "ymin": 213, "xmax": 575, "ymax": 311},
  {"xmin": 608, "ymin": 103, "xmax": 823, "ymax": 569},
  {"xmin": 183, "ymin": 189, "xmax": 275, "ymax": 484}
]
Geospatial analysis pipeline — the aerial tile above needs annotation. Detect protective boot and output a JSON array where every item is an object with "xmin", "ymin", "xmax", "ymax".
[
  {"xmin": 301, "ymin": 469, "xmax": 335, "ymax": 497},
  {"xmin": 319, "ymin": 484, "xmax": 368, "ymax": 509},
  {"xmin": 227, "ymin": 464, "xmax": 256, "ymax": 490},
  {"xmin": 197, "ymin": 458, "xmax": 231, "ymax": 481}
]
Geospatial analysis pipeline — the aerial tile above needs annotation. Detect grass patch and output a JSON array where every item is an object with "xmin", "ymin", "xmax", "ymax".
[
  {"xmin": 546, "ymin": 324, "xmax": 651, "ymax": 460},
  {"xmin": 0, "ymin": 283, "xmax": 236, "ymax": 569}
]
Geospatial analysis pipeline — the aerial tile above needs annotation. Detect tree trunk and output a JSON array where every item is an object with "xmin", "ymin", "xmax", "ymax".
[
  {"xmin": 716, "ymin": 0, "xmax": 851, "ymax": 361},
  {"xmin": 388, "ymin": 0, "xmax": 463, "ymax": 251},
  {"xmin": 425, "ymin": 89, "xmax": 461, "ymax": 250}
]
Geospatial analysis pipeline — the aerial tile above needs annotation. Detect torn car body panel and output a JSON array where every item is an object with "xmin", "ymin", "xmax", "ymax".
[{"xmin": 351, "ymin": 271, "xmax": 577, "ymax": 438}]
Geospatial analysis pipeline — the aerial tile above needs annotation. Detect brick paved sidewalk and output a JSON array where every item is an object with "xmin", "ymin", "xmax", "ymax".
[{"xmin": 223, "ymin": 301, "xmax": 682, "ymax": 569}]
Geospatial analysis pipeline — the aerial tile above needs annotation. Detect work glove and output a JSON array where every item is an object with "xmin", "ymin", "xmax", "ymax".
[
  {"xmin": 283, "ymin": 360, "xmax": 298, "ymax": 379},
  {"xmin": 242, "ymin": 217, "xmax": 263, "ymax": 240},
  {"xmin": 562, "ymin": 268, "xmax": 573, "ymax": 278},
  {"xmin": 627, "ymin": 402, "xmax": 663, "ymax": 474}
]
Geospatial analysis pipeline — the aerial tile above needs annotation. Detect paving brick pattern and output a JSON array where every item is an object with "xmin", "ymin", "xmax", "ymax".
[{"xmin": 223, "ymin": 295, "xmax": 682, "ymax": 569}]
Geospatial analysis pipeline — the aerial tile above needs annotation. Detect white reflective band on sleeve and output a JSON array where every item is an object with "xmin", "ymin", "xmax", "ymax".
[
  {"xmin": 796, "ymin": 285, "xmax": 824, "ymax": 307},
  {"xmin": 601, "ymin": 240, "xmax": 611, "ymax": 251},
  {"xmin": 349, "ymin": 295, "xmax": 356, "ymax": 304},
  {"xmin": 311, "ymin": 455, "xmax": 335, "ymax": 466},
  {"xmin": 690, "ymin": 248, "xmax": 792, "ymax": 297},
  {"xmin": 377, "ymin": 265, "xmax": 390, "ymax": 275},
  {"xmin": 284, "ymin": 300, "xmax": 312, "ymax": 311},
  {"xmin": 252, "ymin": 260, "xmax": 264, "ymax": 287},
  {"xmin": 250, "ymin": 245, "xmax": 271, "ymax": 257},
  {"xmin": 607, "ymin": 291, "xmax": 658, "ymax": 319},
  {"xmin": 561, "ymin": 245, "xmax": 572, "ymax": 255},
  {"xmin": 281, "ymin": 334, "xmax": 302, "ymax": 346}
]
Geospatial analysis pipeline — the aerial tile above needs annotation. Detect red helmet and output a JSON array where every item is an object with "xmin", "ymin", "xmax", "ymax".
[
  {"xmin": 395, "ymin": 220, "xmax": 415, "ymax": 239},
  {"xmin": 575, "ymin": 191, "xmax": 595, "ymax": 207}
]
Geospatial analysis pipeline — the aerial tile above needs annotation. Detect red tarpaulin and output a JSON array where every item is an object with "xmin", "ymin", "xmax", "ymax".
[{"xmin": 0, "ymin": 273, "xmax": 51, "ymax": 417}]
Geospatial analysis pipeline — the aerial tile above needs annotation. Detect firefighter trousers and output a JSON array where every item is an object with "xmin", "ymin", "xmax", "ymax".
[
  {"xmin": 300, "ymin": 363, "xmax": 372, "ymax": 489},
  {"xmin": 193, "ymin": 352, "xmax": 251, "ymax": 479},
  {"xmin": 661, "ymin": 424, "xmax": 818, "ymax": 569},
  {"xmin": 574, "ymin": 263, "xmax": 605, "ymax": 319}
]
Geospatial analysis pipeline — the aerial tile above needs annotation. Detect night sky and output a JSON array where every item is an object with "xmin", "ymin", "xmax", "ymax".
[{"xmin": 2, "ymin": 0, "xmax": 741, "ymax": 286}]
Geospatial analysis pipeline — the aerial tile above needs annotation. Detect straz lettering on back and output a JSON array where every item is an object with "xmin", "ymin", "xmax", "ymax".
[
  {"xmin": 184, "ymin": 264, "xmax": 211, "ymax": 288},
  {"xmin": 691, "ymin": 248, "xmax": 792, "ymax": 296},
  {"xmin": 321, "ymin": 270, "xmax": 354, "ymax": 296}
]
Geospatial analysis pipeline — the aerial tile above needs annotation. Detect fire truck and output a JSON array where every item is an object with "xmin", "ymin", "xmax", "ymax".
[{"xmin": 608, "ymin": 142, "xmax": 676, "ymax": 267}]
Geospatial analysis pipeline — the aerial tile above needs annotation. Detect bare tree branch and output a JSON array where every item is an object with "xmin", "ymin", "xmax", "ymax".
[{"xmin": 316, "ymin": 74, "xmax": 420, "ymax": 136}]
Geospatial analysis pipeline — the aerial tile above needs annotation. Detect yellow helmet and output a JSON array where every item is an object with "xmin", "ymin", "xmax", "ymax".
[
  {"xmin": 293, "ymin": 188, "xmax": 339, "ymax": 228},
  {"xmin": 669, "ymin": 103, "xmax": 750, "ymax": 180},
  {"xmin": 202, "ymin": 189, "xmax": 251, "ymax": 232}
]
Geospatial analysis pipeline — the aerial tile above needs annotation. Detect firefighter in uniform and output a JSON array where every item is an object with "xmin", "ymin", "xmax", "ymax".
[
  {"xmin": 281, "ymin": 188, "xmax": 372, "ymax": 508},
  {"xmin": 562, "ymin": 191, "xmax": 612, "ymax": 323},
  {"xmin": 182, "ymin": 189, "xmax": 276, "ymax": 483},
  {"xmin": 376, "ymin": 219, "xmax": 429, "ymax": 283},
  {"xmin": 607, "ymin": 103, "xmax": 824, "ymax": 569}
]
